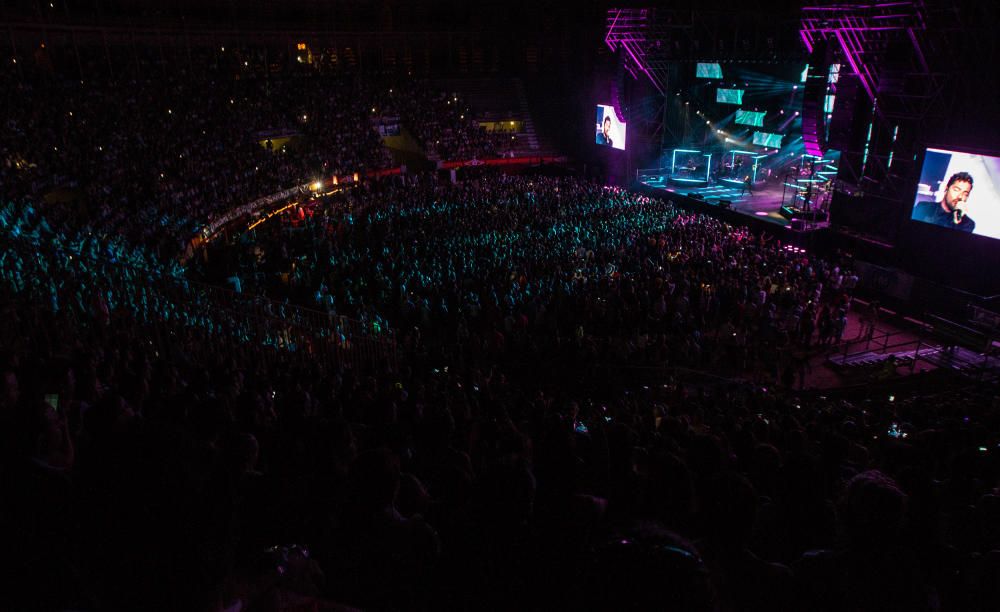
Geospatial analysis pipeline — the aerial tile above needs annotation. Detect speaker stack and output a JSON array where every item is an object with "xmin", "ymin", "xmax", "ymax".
[{"xmin": 801, "ymin": 39, "xmax": 831, "ymax": 158}]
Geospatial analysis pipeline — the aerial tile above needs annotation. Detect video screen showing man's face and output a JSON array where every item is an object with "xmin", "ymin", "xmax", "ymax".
[
  {"xmin": 911, "ymin": 148, "xmax": 1000, "ymax": 239},
  {"xmin": 595, "ymin": 105, "xmax": 626, "ymax": 151}
]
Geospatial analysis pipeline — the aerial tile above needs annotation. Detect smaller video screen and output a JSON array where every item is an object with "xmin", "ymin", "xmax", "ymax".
[{"xmin": 595, "ymin": 104, "xmax": 627, "ymax": 151}]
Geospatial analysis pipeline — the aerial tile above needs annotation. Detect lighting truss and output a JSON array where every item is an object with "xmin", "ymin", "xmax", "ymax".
[
  {"xmin": 799, "ymin": 1, "xmax": 928, "ymax": 102},
  {"xmin": 605, "ymin": 8, "xmax": 666, "ymax": 95}
]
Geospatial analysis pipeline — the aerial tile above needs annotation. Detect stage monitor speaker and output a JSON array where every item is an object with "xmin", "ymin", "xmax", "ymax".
[
  {"xmin": 790, "ymin": 219, "xmax": 806, "ymax": 231},
  {"xmin": 719, "ymin": 200, "xmax": 732, "ymax": 209},
  {"xmin": 689, "ymin": 192, "xmax": 704, "ymax": 200}
]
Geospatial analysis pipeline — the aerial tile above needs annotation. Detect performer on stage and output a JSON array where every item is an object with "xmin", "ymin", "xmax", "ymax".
[
  {"xmin": 911, "ymin": 172, "xmax": 975, "ymax": 232},
  {"xmin": 740, "ymin": 175, "xmax": 754, "ymax": 196}
]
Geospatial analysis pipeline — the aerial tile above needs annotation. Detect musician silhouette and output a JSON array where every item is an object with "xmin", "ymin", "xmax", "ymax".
[{"xmin": 740, "ymin": 175, "xmax": 754, "ymax": 196}]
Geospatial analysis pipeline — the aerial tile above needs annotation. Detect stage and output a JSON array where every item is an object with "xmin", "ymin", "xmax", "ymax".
[{"xmin": 637, "ymin": 174, "xmax": 831, "ymax": 231}]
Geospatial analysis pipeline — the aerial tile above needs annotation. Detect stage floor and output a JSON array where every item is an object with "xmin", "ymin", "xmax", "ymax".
[{"xmin": 639, "ymin": 176, "xmax": 830, "ymax": 230}]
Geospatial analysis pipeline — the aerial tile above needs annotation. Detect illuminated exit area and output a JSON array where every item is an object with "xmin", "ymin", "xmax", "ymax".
[{"xmin": 480, "ymin": 120, "xmax": 523, "ymax": 133}]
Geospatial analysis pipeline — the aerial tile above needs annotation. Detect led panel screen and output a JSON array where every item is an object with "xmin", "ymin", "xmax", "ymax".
[
  {"xmin": 716, "ymin": 88, "xmax": 744, "ymax": 105},
  {"xmin": 696, "ymin": 62, "xmax": 723, "ymax": 79},
  {"xmin": 735, "ymin": 109, "xmax": 766, "ymax": 127},
  {"xmin": 752, "ymin": 131, "xmax": 783, "ymax": 148}
]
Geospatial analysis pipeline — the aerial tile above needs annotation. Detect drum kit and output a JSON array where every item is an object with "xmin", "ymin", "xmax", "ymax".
[{"xmin": 784, "ymin": 162, "xmax": 834, "ymax": 212}]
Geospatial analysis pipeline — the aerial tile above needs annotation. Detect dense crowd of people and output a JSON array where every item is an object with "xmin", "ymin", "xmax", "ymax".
[
  {"xmin": 0, "ymin": 198, "xmax": 383, "ymax": 362},
  {"xmin": 4, "ymin": 166, "xmax": 1000, "ymax": 611},
  {"xmin": 1, "ymin": 50, "xmax": 513, "ymax": 261},
  {"xmin": 369, "ymin": 82, "xmax": 519, "ymax": 160},
  {"xmin": 215, "ymin": 174, "xmax": 859, "ymax": 387},
  {"xmin": 2, "ymin": 47, "xmax": 1000, "ymax": 612}
]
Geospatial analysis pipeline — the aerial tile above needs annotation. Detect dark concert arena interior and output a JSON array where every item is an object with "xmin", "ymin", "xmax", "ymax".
[{"xmin": 3, "ymin": 1, "xmax": 1000, "ymax": 610}]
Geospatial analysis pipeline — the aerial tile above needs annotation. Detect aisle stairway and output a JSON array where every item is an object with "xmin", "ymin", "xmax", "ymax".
[
  {"xmin": 430, "ymin": 77, "xmax": 558, "ymax": 158},
  {"xmin": 513, "ymin": 79, "xmax": 541, "ymax": 155}
]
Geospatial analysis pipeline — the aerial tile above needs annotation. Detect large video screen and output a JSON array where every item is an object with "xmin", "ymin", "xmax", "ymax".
[
  {"xmin": 716, "ymin": 88, "xmax": 744, "ymax": 105},
  {"xmin": 696, "ymin": 62, "xmax": 723, "ymax": 79},
  {"xmin": 752, "ymin": 131, "xmax": 783, "ymax": 148},
  {"xmin": 595, "ymin": 104, "xmax": 627, "ymax": 151},
  {"xmin": 911, "ymin": 147, "xmax": 1000, "ymax": 239},
  {"xmin": 735, "ymin": 109, "xmax": 766, "ymax": 127}
]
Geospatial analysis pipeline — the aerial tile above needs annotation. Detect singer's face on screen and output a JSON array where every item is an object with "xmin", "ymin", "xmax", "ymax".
[
  {"xmin": 943, "ymin": 180, "xmax": 972, "ymax": 211},
  {"xmin": 603, "ymin": 117, "xmax": 612, "ymax": 137}
]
